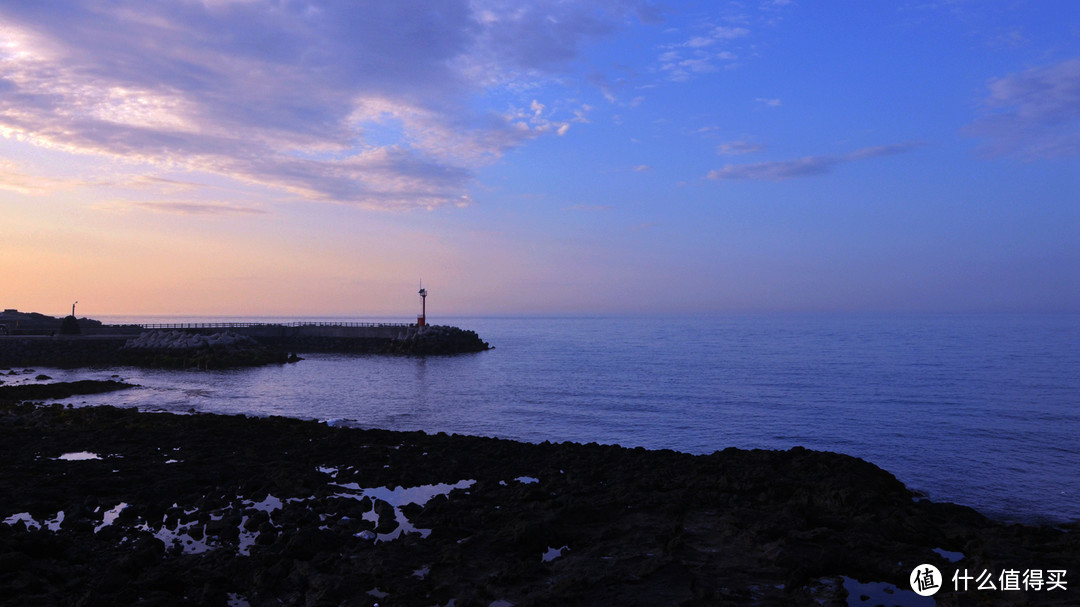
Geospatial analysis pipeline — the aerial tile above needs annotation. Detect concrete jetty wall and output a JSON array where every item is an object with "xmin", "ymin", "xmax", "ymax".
[
  {"xmin": 137, "ymin": 324, "xmax": 429, "ymax": 353},
  {"xmin": 0, "ymin": 323, "xmax": 490, "ymax": 367},
  {"xmin": 0, "ymin": 336, "xmax": 129, "ymax": 367},
  {"xmin": 204, "ymin": 324, "xmax": 490, "ymax": 355}
]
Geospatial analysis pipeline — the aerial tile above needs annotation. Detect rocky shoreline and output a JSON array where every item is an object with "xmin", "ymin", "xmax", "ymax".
[
  {"xmin": 384, "ymin": 325, "xmax": 491, "ymax": 355},
  {"xmin": 0, "ymin": 334, "xmax": 295, "ymax": 370},
  {"xmin": 0, "ymin": 379, "xmax": 137, "ymax": 402},
  {"xmin": 1, "ymin": 397, "xmax": 1076, "ymax": 606}
]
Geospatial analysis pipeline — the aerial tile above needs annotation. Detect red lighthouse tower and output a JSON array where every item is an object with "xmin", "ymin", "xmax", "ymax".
[{"xmin": 417, "ymin": 283, "xmax": 427, "ymax": 327}]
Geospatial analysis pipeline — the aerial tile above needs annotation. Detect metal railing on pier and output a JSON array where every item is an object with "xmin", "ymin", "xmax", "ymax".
[{"xmin": 136, "ymin": 321, "xmax": 410, "ymax": 329}]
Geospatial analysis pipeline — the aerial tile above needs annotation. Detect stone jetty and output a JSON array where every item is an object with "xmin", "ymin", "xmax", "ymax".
[{"xmin": 0, "ymin": 317, "xmax": 491, "ymax": 368}]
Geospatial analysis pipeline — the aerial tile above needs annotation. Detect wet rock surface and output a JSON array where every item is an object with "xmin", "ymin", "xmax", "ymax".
[
  {"xmin": 0, "ymin": 336, "xmax": 130, "ymax": 368},
  {"xmin": 119, "ymin": 331, "xmax": 293, "ymax": 369},
  {"xmin": 0, "ymin": 379, "xmax": 136, "ymax": 402},
  {"xmin": 0, "ymin": 402, "xmax": 1075, "ymax": 606},
  {"xmin": 386, "ymin": 325, "xmax": 492, "ymax": 355}
]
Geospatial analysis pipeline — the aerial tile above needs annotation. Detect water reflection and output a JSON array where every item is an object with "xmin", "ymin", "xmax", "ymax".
[{"xmin": 21, "ymin": 314, "xmax": 1080, "ymax": 523}]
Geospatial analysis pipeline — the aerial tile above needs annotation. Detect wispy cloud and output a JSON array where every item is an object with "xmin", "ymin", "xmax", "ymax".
[
  {"xmin": 463, "ymin": 1, "xmax": 658, "ymax": 82},
  {"xmin": 707, "ymin": 142, "xmax": 921, "ymax": 181},
  {"xmin": 968, "ymin": 57, "xmax": 1080, "ymax": 158},
  {"xmin": 0, "ymin": 160, "xmax": 93, "ymax": 195},
  {"xmin": 565, "ymin": 204, "xmax": 614, "ymax": 212},
  {"xmin": 682, "ymin": 26, "xmax": 750, "ymax": 48},
  {"xmin": 0, "ymin": 1, "xmax": 654, "ymax": 210},
  {"xmin": 130, "ymin": 202, "xmax": 268, "ymax": 216},
  {"xmin": 120, "ymin": 176, "xmax": 205, "ymax": 192},
  {"xmin": 655, "ymin": 0, "xmax": 792, "ymax": 81},
  {"xmin": 717, "ymin": 140, "xmax": 765, "ymax": 155},
  {"xmin": 658, "ymin": 20, "xmax": 749, "ymax": 81}
]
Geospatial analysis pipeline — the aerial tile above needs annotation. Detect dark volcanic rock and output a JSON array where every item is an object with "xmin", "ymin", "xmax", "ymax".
[
  {"xmin": 0, "ymin": 403, "xmax": 1075, "ymax": 606},
  {"xmin": 0, "ymin": 380, "xmax": 136, "ymax": 402},
  {"xmin": 387, "ymin": 325, "xmax": 491, "ymax": 355},
  {"xmin": 0, "ymin": 309, "xmax": 104, "ymax": 335},
  {"xmin": 59, "ymin": 315, "xmax": 81, "ymax": 335},
  {"xmin": 120, "ymin": 331, "xmax": 291, "ymax": 369}
]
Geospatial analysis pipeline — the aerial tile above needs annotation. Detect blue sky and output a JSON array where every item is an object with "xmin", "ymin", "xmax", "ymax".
[{"xmin": 0, "ymin": 0, "xmax": 1077, "ymax": 316}]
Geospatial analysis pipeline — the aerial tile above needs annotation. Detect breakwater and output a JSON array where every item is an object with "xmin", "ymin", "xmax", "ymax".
[
  {"xmin": 160, "ymin": 323, "xmax": 491, "ymax": 355},
  {"xmin": 0, "ymin": 324, "xmax": 490, "ymax": 367},
  {"xmin": 0, "ymin": 336, "xmax": 129, "ymax": 368}
]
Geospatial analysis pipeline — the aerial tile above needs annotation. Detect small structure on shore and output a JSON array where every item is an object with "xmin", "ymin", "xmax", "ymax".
[
  {"xmin": 417, "ymin": 283, "xmax": 428, "ymax": 327},
  {"xmin": 0, "ymin": 308, "xmax": 101, "ymax": 335},
  {"xmin": 59, "ymin": 302, "xmax": 81, "ymax": 335}
]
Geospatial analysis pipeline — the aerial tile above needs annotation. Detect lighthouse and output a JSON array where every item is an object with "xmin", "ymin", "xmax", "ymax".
[{"xmin": 417, "ymin": 283, "xmax": 427, "ymax": 327}]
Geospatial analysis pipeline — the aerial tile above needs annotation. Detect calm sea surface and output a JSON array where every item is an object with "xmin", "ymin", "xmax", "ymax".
[{"xmin": 25, "ymin": 314, "xmax": 1080, "ymax": 524}]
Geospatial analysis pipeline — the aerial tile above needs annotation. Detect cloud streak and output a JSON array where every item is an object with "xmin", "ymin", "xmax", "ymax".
[
  {"xmin": 565, "ymin": 204, "xmax": 614, "ymax": 212},
  {"xmin": 968, "ymin": 57, "xmax": 1080, "ymax": 158},
  {"xmin": 0, "ymin": 1, "xmax": 653, "ymax": 210},
  {"xmin": 658, "ymin": 20, "xmax": 750, "ymax": 81},
  {"xmin": 130, "ymin": 202, "xmax": 268, "ymax": 216},
  {"xmin": 717, "ymin": 140, "xmax": 765, "ymax": 155},
  {"xmin": 0, "ymin": 160, "xmax": 98, "ymax": 195},
  {"xmin": 707, "ymin": 143, "xmax": 922, "ymax": 181}
]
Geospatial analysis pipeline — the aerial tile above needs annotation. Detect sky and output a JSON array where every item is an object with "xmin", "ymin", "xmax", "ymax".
[{"xmin": 1, "ymin": 0, "xmax": 1077, "ymax": 318}]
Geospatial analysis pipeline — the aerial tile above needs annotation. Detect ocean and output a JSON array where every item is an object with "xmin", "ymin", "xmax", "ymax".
[{"xmin": 18, "ymin": 313, "xmax": 1080, "ymax": 525}]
